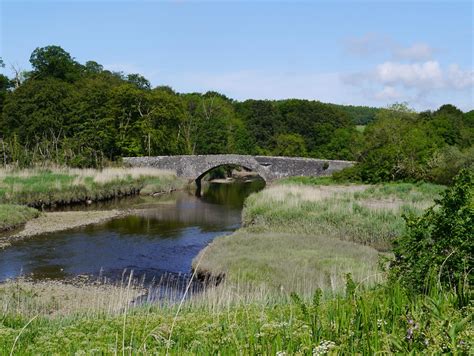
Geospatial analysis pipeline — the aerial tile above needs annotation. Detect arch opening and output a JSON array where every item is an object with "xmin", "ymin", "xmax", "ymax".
[{"xmin": 194, "ymin": 164, "xmax": 266, "ymax": 197}]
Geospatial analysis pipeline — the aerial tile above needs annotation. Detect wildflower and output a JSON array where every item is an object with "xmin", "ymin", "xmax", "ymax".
[
  {"xmin": 377, "ymin": 319, "xmax": 387, "ymax": 329},
  {"xmin": 313, "ymin": 340, "xmax": 336, "ymax": 355},
  {"xmin": 276, "ymin": 352, "xmax": 288, "ymax": 356}
]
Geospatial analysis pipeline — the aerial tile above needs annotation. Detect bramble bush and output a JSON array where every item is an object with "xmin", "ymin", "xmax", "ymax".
[{"xmin": 389, "ymin": 169, "xmax": 473, "ymax": 293}]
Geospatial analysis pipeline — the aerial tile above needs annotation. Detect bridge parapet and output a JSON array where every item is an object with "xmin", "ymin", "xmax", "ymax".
[{"xmin": 123, "ymin": 155, "xmax": 355, "ymax": 182}]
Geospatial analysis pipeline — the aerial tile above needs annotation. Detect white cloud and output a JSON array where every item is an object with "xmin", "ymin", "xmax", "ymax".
[
  {"xmin": 446, "ymin": 64, "xmax": 474, "ymax": 90},
  {"xmin": 374, "ymin": 86, "xmax": 402, "ymax": 100},
  {"xmin": 375, "ymin": 61, "xmax": 444, "ymax": 89},
  {"xmin": 342, "ymin": 59, "xmax": 473, "ymax": 109}
]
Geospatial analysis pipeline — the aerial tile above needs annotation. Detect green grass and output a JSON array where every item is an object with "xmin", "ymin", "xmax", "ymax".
[
  {"xmin": 241, "ymin": 183, "xmax": 440, "ymax": 251},
  {"xmin": 0, "ymin": 204, "xmax": 40, "ymax": 231},
  {"xmin": 0, "ymin": 278, "xmax": 471, "ymax": 354},
  {"xmin": 195, "ymin": 232, "xmax": 382, "ymax": 294},
  {"xmin": 280, "ymin": 176, "xmax": 342, "ymax": 185},
  {"xmin": 193, "ymin": 182, "xmax": 442, "ymax": 298},
  {"xmin": 0, "ymin": 167, "xmax": 185, "ymax": 207},
  {"xmin": 1, "ymin": 178, "xmax": 469, "ymax": 354},
  {"xmin": 353, "ymin": 182, "xmax": 445, "ymax": 203}
]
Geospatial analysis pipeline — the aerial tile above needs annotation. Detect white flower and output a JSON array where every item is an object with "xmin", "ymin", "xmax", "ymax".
[{"xmin": 313, "ymin": 340, "xmax": 336, "ymax": 355}]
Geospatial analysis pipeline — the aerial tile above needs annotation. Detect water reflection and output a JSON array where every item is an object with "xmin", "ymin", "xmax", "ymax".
[{"xmin": 0, "ymin": 179, "xmax": 265, "ymax": 283}]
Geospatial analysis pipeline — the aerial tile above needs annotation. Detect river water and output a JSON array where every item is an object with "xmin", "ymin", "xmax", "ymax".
[{"xmin": 0, "ymin": 180, "xmax": 265, "ymax": 285}]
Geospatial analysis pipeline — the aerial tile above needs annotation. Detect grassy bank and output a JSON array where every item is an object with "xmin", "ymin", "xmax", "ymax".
[
  {"xmin": 243, "ymin": 182, "xmax": 443, "ymax": 251},
  {"xmin": 0, "ymin": 277, "xmax": 471, "ymax": 354},
  {"xmin": 0, "ymin": 167, "xmax": 185, "ymax": 232},
  {"xmin": 194, "ymin": 181, "xmax": 443, "ymax": 295},
  {"xmin": 0, "ymin": 204, "xmax": 40, "ymax": 232},
  {"xmin": 0, "ymin": 167, "xmax": 185, "ymax": 207}
]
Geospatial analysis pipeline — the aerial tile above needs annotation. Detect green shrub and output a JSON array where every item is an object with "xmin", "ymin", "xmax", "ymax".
[
  {"xmin": 389, "ymin": 169, "xmax": 473, "ymax": 292},
  {"xmin": 428, "ymin": 146, "xmax": 474, "ymax": 185}
]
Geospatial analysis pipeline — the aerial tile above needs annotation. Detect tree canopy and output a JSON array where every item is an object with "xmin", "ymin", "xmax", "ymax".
[{"xmin": 0, "ymin": 45, "xmax": 472, "ymax": 184}]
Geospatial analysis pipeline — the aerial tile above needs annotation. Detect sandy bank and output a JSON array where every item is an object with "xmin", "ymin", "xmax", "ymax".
[{"xmin": 0, "ymin": 210, "xmax": 126, "ymax": 248}]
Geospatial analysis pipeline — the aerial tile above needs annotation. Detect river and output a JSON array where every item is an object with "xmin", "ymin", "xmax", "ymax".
[{"xmin": 0, "ymin": 179, "xmax": 265, "ymax": 287}]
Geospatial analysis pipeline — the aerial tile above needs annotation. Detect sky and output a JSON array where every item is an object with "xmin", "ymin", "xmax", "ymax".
[{"xmin": 1, "ymin": 0, "xmax": 473, "ymax": 111}]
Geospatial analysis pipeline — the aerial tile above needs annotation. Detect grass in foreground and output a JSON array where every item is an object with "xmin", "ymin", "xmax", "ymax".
[
  {"xmin": 0, "ymin": 204, "xmax": 40, "ymax": 231},
  {"xmin": 0, "ymin": 277, "xmax": 471, "ymax": 354},
  {"xmin": 0, "ymin": 167, "xmax": 185, "ymax": 207}
]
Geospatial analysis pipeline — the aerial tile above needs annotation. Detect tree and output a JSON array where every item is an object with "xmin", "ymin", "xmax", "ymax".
[
  {"xmin": 2, "ymin": 78, "xmax": 72, "ymax": 143},
  {"xmin": 273, "ymin": 133, "xmax": 307, "ymax": 157},
  {"xmin": 340, "ymin": 104, "xmax": 441, "ymax": 182},
  {"xmin": 127, "ymin": 73, "xmax": 151, "ymax": 90},
  {"xmin": 84, "ymin": 61, "xmax": 104, "ymax": 74},
  {"xmin": 29, "ymin": 45, "xmax": 82, "ymax": 81},
  {"xmin": 182, "ymin": 93, "xmax": 238, "ymax": 155},
  {"xmin": 236, "ymin": 100, "xmax": 279, "ymax": 153}
]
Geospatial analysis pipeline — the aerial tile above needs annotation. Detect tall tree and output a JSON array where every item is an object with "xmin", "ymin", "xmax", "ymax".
[{"xmin": 29, "ymin": 45, "xmax": 82, "ymax": 81}]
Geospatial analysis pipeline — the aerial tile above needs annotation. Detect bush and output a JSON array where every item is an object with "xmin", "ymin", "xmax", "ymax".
[
  {"xmin": 428, "ymin": 146, "xmax": 474, "ymax": 185},
  {"xmin": 389, "ymin": 169, "xmax": 473, "ymax": 292}
]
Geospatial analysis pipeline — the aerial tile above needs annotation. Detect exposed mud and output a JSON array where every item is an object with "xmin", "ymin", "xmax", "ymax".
[{"xmin": 0, "ymin": 210, "xmax": 127, "ymax": 249}]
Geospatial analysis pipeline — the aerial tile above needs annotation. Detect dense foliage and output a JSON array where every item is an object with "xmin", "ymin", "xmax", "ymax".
[
  {"xmin": 0, "ymin": 47, "xmax": 363, "ymax": 168},
  {"xmin": 389, "ymin": 169, "xmax": 473, "ymax": 293},
  {"xmin": 334, "ymin": 104, "xmax": 473, "ymax": 184},
  {"xmin": 0, "ymin": 47, "xmax": 472, "ymax": 184}
]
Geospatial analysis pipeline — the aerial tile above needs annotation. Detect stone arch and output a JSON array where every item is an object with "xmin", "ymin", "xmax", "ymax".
[
  {"xmin": 195, "ymin": 163, "xmax": 268, "ymax": 183},
  {"xmin": 193, "ymin": 158, "xmax": 269, "ymax": 196}
]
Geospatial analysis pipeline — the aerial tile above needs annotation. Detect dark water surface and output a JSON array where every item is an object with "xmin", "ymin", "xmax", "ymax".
[{"xmin": 0, "ymin": 180, "xmax": 265, "ymax": 283}]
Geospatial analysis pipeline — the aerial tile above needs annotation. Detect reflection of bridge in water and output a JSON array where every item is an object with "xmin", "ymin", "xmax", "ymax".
[
  {"xmin": 132, "ymin": 193, "xmax": 242, "ymax": 231},
  {"xmin": 124, "ymin": 154, "xmax": 355, "ymax": 184}
]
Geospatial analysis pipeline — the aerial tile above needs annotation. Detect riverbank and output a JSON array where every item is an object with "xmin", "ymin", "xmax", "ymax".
[
  {"xmin": 0, "ymin": 210, "xmax": 127, "ymax": 248},
  {"xmin": 0, "ymin": 204, "xmax": 40, "ymax": 232},
  {"xmin": 0, "ymin": 166, "xmax": 184, "ymax": 207},
  {"xmin": 0, "ymin": 178, "xmax": 470, "ymax": 354},
  {"xmin": 0, "ymin": 277, "xmax": 144, "ymax": 316},
  {"xmin": 0, "ymin": 166, "xmax": 186, "ymax": 233},
  {"xmin": 193, "ymin": 180, "xmax": 444, "ymax": 294}
]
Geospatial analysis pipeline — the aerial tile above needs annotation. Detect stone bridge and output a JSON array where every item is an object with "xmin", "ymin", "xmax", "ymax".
[{"xmin": 124, "ymin": 155, "xmax": 354, "ymax": 183}]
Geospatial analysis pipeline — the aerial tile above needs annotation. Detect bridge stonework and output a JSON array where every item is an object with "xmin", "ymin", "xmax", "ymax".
[{"xmin": 124, "ymin": 155, "xmax": 354, "ymax": 182}]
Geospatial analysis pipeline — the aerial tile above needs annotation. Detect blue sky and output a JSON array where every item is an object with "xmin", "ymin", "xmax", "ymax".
[{"xmin": 1, "ymin": 0, "xmax": 473, "ymax": 110}]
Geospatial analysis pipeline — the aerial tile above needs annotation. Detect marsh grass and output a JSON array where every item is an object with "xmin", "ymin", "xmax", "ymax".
[
  {"xmin": 0, "ymin": 275, "xmax": 471, "ymax": 354},
  {"xmin": 0, "ymin": 167, "xmax": 184, "ymax": 208},
  {"xmin": 193, "ymin": 182, "xmax": 442, "ymax": 299},
  {"xmin": 242, "ymin": 183, "xmax": 442, "ymax": 251},
  {"xmin": 0, "ymin": 204, "xmax": 40, "ymax": 231},
  {"xmin": 195, "ymin": 232, "xmax": 383, "ymax": 296}
]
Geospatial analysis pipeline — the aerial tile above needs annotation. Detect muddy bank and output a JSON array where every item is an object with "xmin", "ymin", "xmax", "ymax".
[{"xmin": 0, "ymin": 210, "xmax": 126, "ymax": 248}]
